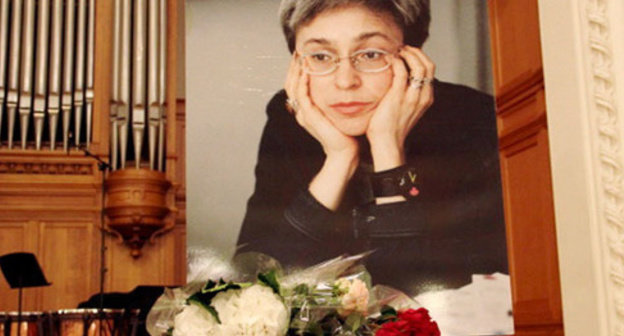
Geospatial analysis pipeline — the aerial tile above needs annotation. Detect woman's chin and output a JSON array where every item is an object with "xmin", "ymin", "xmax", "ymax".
[
  {"xmin": 328, "ymin": 115, "xmax": 372, "ymax": 137},
  {"xmin": 334, "ymin": 122, "xmax": 369, "ymax": 137}
]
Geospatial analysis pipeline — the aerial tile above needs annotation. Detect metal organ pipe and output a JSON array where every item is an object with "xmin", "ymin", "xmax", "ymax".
[{"xmin": 0, "ymin": 0, "xmax": 168, "ymax": 173}]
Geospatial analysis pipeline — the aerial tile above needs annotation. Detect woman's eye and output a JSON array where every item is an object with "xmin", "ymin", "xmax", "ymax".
[
  {"xmin": 358, "ymin": 50, "xmax": 383, "ymax": 60},
  {"xmin": 310, "ymin": 53, "xmax": 333, "ymax": 62}
]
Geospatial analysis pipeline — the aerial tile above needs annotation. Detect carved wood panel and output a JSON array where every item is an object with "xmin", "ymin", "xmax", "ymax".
[
  {"xmin": 0, "ymin": 222, "xmax": 36, "ymax": 311},
  {"xmin": 488, "ymin": 0, "xmax": 564, "ymax": 335},
  {"xmin": 488, "ymin": 0, "xmax": 542, "ymax": 95},
  {"xmin": 38, "ymin": 221, "xmax": 99, "ymax": 310},
  {"xmin": 500, "ymin": 127, "xmax": 562, "ymax": 326}
]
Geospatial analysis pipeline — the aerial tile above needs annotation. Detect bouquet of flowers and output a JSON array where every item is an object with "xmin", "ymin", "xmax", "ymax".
[{"xmin": 146, "ymin": 252, "xmax": 439, "ymax": 336}]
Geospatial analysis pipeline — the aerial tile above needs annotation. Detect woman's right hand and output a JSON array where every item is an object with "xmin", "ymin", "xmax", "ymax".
[
  {"xmin": 285, "ymin": 54, "xmax": 359, "ymax": 159},
  {"xmin": 284, "ymin": 54, "xmax": 359, "ymax": 210}
]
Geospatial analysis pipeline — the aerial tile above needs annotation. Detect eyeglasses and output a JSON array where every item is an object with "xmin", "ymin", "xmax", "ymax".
[{"xmin": 299, "ymin": 48, "xmax": 394, "ymax": 76}]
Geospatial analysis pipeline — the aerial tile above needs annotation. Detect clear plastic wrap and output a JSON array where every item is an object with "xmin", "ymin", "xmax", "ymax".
[{"xmin": 146, "ymin": 251, "xmax": 434, "ymax": 336}]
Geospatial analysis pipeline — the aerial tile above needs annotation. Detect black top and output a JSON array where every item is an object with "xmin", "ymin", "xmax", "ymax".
[{"xmin": 236, "ymin": 80, "xmax": 508, "ymax": 296}]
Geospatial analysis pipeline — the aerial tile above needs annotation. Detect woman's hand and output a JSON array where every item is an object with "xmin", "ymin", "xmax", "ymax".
[
  {"xmin": 284, "ymin": 54, "xmax": 359, "ymax": 210},
  {"xmin": 366, "ymin": 46, "xmax": 435, "ymax": 172},
  {"xmin": 285, "ymin": 54, "xmax": 359, "ymax": 159}
]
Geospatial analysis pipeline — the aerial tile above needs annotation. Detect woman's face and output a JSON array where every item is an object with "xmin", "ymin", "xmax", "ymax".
[{"xmin": 295, "ymin": 6, "xmax": 404, "ymax": 136}]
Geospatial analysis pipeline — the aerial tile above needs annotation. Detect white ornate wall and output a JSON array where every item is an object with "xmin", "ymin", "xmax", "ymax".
[{"xmin": 539, "ymin": 0, "xmax": 624, "ymax": 334}]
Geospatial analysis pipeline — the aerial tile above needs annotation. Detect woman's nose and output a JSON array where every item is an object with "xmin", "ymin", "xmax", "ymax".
[{"xmin": 333, "ymin": 59, "xmax": 361, "ymax": 89}]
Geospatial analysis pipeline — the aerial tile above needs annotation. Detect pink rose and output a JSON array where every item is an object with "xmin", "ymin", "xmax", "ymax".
[{"xmin": 336, "ymin": 278, "xmax": 369, "ymax": 316}]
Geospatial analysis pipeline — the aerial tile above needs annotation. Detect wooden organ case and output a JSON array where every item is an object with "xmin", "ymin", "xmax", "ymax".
[{"xmin": 0, "ymin": 0, "xmax": 186, "ymax": 311}]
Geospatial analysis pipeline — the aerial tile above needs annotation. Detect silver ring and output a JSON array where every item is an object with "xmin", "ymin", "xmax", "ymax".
[
  {"xmin": 409, "ymin": 77, "xmax": 433, "ymax": 89},
  {"xmin": 409, "ymin": 77, "xmax": 424, "ymax": 89},
  {"xmin": 286, "ymin": 98, "xmax": 299, "ymax": 114}
]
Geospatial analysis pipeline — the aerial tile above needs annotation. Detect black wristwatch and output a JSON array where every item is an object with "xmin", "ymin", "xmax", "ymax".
[{"xmin": 370, "ymin": 165, "xmax": 420, "ymax": 199}]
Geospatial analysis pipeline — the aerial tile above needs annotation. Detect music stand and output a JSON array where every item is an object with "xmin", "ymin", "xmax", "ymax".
[{"xmin": 0, "ymin": 252, "xmax": 51, "ymax": 336}]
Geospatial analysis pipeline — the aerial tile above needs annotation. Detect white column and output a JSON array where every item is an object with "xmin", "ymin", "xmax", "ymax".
[{"xmin": 539, "ymin": 0, "xmax": 624, "ymax": 335}]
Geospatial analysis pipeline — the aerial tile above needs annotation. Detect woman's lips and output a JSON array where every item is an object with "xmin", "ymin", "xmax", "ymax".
[{"xmin": 329, "ymin": 102, "xmax": 371, "ymax": 115}]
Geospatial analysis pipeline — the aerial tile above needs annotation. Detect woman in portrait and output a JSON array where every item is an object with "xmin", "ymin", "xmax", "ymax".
[{"xmin": 236, "ymin": 0, "xmax": 507, "ymax": 297}]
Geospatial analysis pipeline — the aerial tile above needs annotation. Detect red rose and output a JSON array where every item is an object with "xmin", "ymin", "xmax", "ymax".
[{"xmin": 375, "ymin": 308, "xmax": 440, "ymax": 336}]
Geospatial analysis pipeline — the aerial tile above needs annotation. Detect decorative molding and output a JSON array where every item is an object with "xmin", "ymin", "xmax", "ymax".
[
  {"xmin": 495, "ymin": 69, "xmax": 544, "ymax": 110},
  {"xmin": 0, "ymin": 161, "xmax": 94, "ymax": 175},
  {"xmin": 585, "ymin": 0, "xmax": 624, "ymax": 333}
]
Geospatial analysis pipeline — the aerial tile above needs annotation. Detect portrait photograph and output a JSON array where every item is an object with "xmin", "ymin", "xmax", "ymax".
[{"xmin": 186, "ymin": 0, "xmax": 513, "ymax": 334}]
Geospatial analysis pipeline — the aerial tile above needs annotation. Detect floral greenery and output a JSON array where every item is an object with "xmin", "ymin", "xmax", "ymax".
[
  {"xmin": 175, "ymin": 275, "xmax": 289, "ymax": 336},
  {"xmin": 373, "ymin": 307, "xmax": 440, "ymax": 336},
  {"xmin": 187, "ymin": 279, "xmax": 249, "ymax": 323},
  {"xmin": 147, "ymin": 254, "xmax": 440, "ymax": 336},
  {"xmin": 258, "ymin": 270, "xmax": 281, "ymax": 295}
]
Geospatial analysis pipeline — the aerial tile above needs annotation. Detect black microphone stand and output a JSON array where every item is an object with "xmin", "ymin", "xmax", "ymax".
[{"xmin": 82, "ymin": 148, "xmax": 111, "ymax": 336}]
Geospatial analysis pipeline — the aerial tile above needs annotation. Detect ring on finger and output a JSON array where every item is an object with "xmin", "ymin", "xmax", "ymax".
[
  {"xmin": 286, "ymin": 98, "xmax": 299, "ymax": 114},
  {"xmin": 409, "ymin": 76, "xmax": 433, "ymax": 89}
]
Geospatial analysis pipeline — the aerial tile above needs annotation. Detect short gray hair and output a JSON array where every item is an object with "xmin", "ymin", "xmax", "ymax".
[{"xmin": 279, "ymin": 0, "xmax": 430, "ymax": 53}]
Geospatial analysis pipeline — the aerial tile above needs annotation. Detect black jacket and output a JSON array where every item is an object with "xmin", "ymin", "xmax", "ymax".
[{"xmin": 236, "ymin": 80, "xmax": 508, "ymax": 296}]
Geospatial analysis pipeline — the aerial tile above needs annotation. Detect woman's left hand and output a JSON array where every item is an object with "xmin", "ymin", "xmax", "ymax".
[{"xmin": 366, "ymin": 46, "xmax": 435, "ymax": 171}]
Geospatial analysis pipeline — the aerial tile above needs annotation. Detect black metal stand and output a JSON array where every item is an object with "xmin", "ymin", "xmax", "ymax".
[
  {"xmin": 0, "ymin": 252, "xmax": 50, "ymax": 336},
  {"xmin": 17, "ymin": 279, "xmax": 22, "ymax": 336},
  {"xmin": 82, "ymin": 148, "xmax": 111, "ymax": 336}
]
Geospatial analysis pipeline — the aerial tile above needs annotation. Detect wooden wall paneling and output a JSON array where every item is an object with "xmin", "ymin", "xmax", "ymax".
[
  {"xmin": 488, "ymin": 0, "xmax": 542, "ymax": 95},
  {"xmin": 500, "ymin": 126, "xmax": 562, "ymax": 326},
  {"xmin": 38, "ymin": 220, "xmax": 100, "ymax": 310},
  {"xmin": 515, "ymin": 328, "xmax": 564, "ymax": 336},
  {"xmin": 0, "ymin": 159, "xmax": 100, "ymax": 311},
  {"xmin": 174, "ymin": 223, "xmax": 186, "ymax": 284},
  {"xmin": 488, "ymin": 0, "xmax": 564, "ymax": 335},
  {"xmin": 106, "ymin": 225, "xmax": 180, "ymax": 292},
  {"xmin": 0, "ymin": 221, "xmax": 38, "ymax": 311},
  {"xmin": 174, "ymin": 99, "xmax": 186, "ymax": 285}
]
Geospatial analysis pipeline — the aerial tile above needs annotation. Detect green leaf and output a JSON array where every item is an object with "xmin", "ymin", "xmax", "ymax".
[
  {"xmin": 258, "ymin": 270, "xmax": 281, "ymax": 294},
  {"xmin": 186, "ymin": 279, "xmax": 250, "ymax": 325},
  {"xmin": 293, "ymin": 283, "xmax": 310, "ymax": 295},
  {"xmin": 205, "ymin": 305, "xmax": 222, "ymax": 324},
  {"xmin": 188, "ymin": 279, "xmax": 246, "ymax": 308},
  {"xmin": 380, "ymin": 305, "xmax": 397, "ymax": 319},
  {"xmin": 344, "ymin": 313, "xmax": 365, "ymax": 332}
]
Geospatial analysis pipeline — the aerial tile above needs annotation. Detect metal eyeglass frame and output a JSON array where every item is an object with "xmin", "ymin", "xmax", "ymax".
[{"xmin": 298, "ymin": 48, "xmax": 396, "ymax": 76}]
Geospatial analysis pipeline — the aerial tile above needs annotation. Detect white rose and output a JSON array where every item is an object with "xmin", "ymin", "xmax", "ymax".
[
  {"xmin": 212, "ymin": 284, "xmax": 289, "ymax": 336},
  {"xmin": 172, "ymin": 303, "xmax": 218, "ymax": 336},
  {"xmin": 337, "ymin": 278, "xmax": 369, "ymax": 316}
]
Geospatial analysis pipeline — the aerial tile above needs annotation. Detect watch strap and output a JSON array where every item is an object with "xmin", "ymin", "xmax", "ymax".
[{"xmin": 370, "ymin": 165, "xmax": 420, "ymax": 199}]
